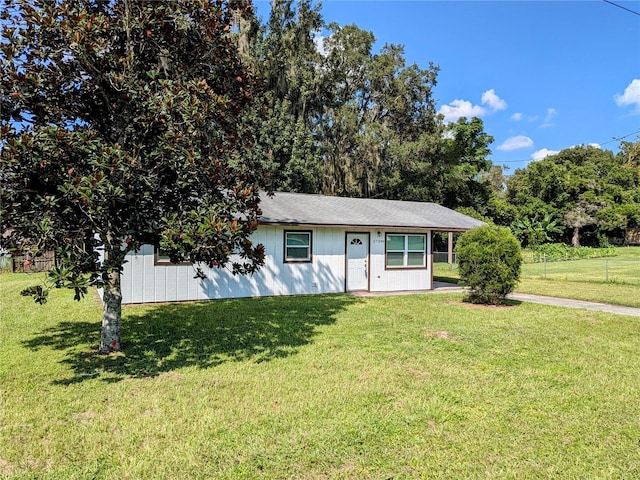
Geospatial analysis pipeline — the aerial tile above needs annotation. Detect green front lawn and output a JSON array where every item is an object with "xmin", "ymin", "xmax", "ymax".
[{"xmin": 2, "ymin": 273, "xmax": 639, "ymax": 479}]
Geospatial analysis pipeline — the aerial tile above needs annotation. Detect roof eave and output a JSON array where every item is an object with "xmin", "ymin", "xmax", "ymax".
[{"xmin": 258, "ymin": 220, "xmax": 479, "ymax": 232}]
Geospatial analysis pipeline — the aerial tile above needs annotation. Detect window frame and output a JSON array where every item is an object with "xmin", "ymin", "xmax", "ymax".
[
  {"xmin": 385, "ymin": 233, "xmax": 427, "ymax": 270},
  {"xmin": 154, "ymin": 246, "xmax": 192, "ymax": 266},
  {"xmin": 283, "ymin": 230, "xmax": 313, "ymax": 263}
]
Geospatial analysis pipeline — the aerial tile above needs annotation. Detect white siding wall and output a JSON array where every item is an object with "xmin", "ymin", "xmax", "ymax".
[
  {"xmin": 121, "ymin": 226, "xmax": 433, "ymax": 304},
  {"xmin": 368, "ymin": 229, "xmax": 432, "ymax": 292},
  {"xmin": 121, "ymin": 226, "xmax": 346, "ymax": 304}
]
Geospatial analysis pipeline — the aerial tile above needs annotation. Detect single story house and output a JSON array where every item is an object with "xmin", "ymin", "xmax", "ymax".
[{"xmin": 120, "ymin": 191, "xmax": 483, "ymax": 304}]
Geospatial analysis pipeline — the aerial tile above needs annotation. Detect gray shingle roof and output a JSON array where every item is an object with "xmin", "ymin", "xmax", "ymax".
[{"xmin": 259, "ymin": 192, "xmax": 484, "ymax": 231}]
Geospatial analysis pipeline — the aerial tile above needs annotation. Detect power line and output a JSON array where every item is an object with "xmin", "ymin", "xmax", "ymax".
[
  {"xmin": 602, "ymin": 0, "xmax": 640, "ymax": 17},
  {"xmin": 492, "ymin": 129, "xmax": 640, "ymax": 165},
  {"xmin": 600, "ymin": 129, "xmax": 640, "ymax": 146}
]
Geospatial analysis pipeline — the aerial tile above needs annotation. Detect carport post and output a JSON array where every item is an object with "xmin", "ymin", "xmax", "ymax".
[{"xmin": 448, "ymin": 232, "xmax": 453, "ymax": 270}]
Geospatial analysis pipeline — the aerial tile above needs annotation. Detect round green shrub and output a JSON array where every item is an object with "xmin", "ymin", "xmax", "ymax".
[{"xmin": 456, "ymin": 224, "xmax": 522, "ymax": 305}]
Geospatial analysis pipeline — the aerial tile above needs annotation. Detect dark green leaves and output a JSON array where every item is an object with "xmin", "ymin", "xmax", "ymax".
[
  {"xmin": 506, "ymin": 143, "xmax": 640, "ymax": 246},
  {"xmin": 20, "ymin": 285, "xmax": 49, "ymax": 305},
  {"xmin": 1, "ymin": 0, "xmax": 267, "ymax": 307},
  {"xmin": 457, "ymin": 225, "xmax": 522, "ymax": 305}
]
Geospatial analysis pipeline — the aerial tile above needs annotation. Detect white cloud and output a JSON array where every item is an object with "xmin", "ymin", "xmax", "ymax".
[
  {"xmin": 439, "ymin": 99, "xmax": 486, "ymax": 123},
  {"xmin": 541, "ymin": 108, "xmax": 557, "ymax": 128},
  {"xmin": 531, "ymin": 148, "xmax": 559, "ymax": 161},
  {"xmin": 497, "ymin": 135, "xmax": 534, "ymax": 151},
  {"xmin": 439, "ymin": 88, "xmax": 507, "ymax": 123},
  {"xmin": 511, "ymin": 112, "xmax": 523, "ymax": 121},
  {"xmin": 614, "ymin": 79, "xmax": 640, "ymax": 113},
  {"xmin": 531, "ymin": 144, "xmax": 600, "ymax": 161},
  {"xmin": 481, "ymin": 89, "xmax": 507, "ymax": 111}
]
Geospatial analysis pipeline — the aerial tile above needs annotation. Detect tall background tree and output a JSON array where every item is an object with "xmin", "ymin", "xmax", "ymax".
[
  {"xmin": 249, "ymin": 0, "xmax": 323, "ymax": 193},
  {"xmin": 252, "ymin": 0, "xmax": 495, "ymax": 207},
  {"xmin": 1, "ymin": 0, "xmax": 267, "ymax": 353},
  {"xmin": 506, "ymin": 143, "xmax": 640, "ymax": 247}
]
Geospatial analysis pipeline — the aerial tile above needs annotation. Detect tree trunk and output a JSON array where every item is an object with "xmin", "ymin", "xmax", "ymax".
[
  {"xmin": 571, "ymin": 227, "xmax": 580, "ymax": 247},
  {"xmin": 99, "ymin": 269, "xmax": 122, "ymax": 354}
]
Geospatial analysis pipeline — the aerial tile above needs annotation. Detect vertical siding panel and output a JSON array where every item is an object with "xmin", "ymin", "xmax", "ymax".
[
  {"xmin": 271, "ymin": 226, "xmax": 281, "ymax": 294},
  {"xmin": 271, "ymin": 227, "xmax": 285, "ymax": 295},
  {"xmin": 187, "ymin": 266, "xmax": 197, "ymax": 300},
  {"xmin": 201, "ymin": 266, "xmax": 213, "ymax": 300},
  {"xmin": 197, "ymin": 265, "xmax": 208, "ymax": 300},
  {"xmin": 215, "ymin": 267, "xmax": 226, "ymax": 299},
  {"xmin": 311, "ymin": 227, "xmax": 322, "ymax": 293},
  {"xmin": 369, "ymin": 229, "xmax": 384, "ymax": 293},
  {"xmin": 225, "ymin": 268, "xmax": 240, "ymax": 298},
  {"xmin": 255, "ymin": 227, "xmax": 274, "ymax": 296},
  {"xmin": 121, "ymin": 253, "xmax": 132, "ymax": 304},
  {"xmin": 215, "ymin": 265, "xmax": 230, "ymax": 299},
  {"xmin": 322, "ymin": 227, "xmax": 331, "ymax": 292},
  {"xmin": 325, "ymin": 227, "xmax": 344, "ymax": 293},
  {"xmin": 154, "ymin": 263, "xmax": 167, "ymax": 303},
  {"xmin": 318, "ymin": 227, "xmax": 328, "ymax": 293},
  {"xmin": 203, "ymin": 266, "xmax": 216, "ymax": 299},
  {"xmin": 337, "ymin": 228, "xmax": 346, "ymax": 291},
  {"xmin": 176, "ymin": 266, "xmax": 189, "ymax": 300},
  {"xmin": 165, "ymin": 265, "xmax": 177, "ymax": 302},
  {"xmin": 289, "ymin": 263, "xmax": 305, "ymax": 294},
  {"xmin": 142, "ymin": 245, "xmax": 155, "ymax": 303},
  {"xmin": 129, "ymin": 249, "xmax": 145, "ymax": 303}
]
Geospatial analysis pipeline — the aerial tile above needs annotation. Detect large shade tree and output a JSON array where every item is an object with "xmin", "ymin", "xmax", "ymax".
[
  {"xmin": 506, "ymin": 143, "xmax": 640, "ymax": 246},
  {"xmin": 1, "ymin": 0, "xmax": 268, "ymax": 353}
]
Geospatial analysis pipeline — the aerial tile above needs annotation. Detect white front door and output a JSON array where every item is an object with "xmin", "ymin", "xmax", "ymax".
[{"xmin": 346, "ymin": 233, "xmax": 369, "ymax": 291}]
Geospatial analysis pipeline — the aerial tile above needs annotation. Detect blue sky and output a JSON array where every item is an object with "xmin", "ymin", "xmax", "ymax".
[{"xmin": 256, "ymin": 0, "xmax": 640, "ymax": 172}]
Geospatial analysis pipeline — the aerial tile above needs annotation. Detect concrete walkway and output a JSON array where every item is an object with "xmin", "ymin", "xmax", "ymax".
[{"xmin": 355, "ymin": 281, "xmax": 640, "ymax": 318}]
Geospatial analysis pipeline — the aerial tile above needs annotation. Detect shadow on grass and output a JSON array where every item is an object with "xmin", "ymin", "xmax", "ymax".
[
  {"xmin": 460, "ymin": 297, "xmax": 523, "ymax": 307},
  {"xmin": 24, "ymin": 294, "xmax": 360, "ymax": 384},
  {"xmin": 433, "ymin": 275, "xmax": 462, "ymax": 285}
]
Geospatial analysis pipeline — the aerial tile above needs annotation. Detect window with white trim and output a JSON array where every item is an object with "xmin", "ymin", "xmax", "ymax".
[
  {"xmin": 284, "ymin": 231, "xmax": 312, "ymax": 262},
  {"xmin": 386, "ymin": 234, "xmax": 426, "ymax": 268}
]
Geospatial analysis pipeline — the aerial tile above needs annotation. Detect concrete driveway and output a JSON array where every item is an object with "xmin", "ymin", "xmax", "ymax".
[{"xmin": 355, "ymin": 282, "xmax": 640, "ymax": 318}]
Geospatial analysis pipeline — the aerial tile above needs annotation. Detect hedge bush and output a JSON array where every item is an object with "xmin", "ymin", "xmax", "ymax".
[
  {"xmin": 524, "ymin": 243, "xmax": 616, "ymax": 263},
  {"xmin": 456, "ymin": 225, "xmax": 522, "ymax": 305}
]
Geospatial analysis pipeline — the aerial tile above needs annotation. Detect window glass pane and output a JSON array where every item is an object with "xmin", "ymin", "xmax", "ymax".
[
  {"xmin": 286, "ymin": 233, "xmax": 310, "ymax": 247},
  {"xmin": 386, "ymin": 252, "xmax": 404, "ymax": 267},
  {"xmin": 156, "ymin": 247, "xmax": 173, "ymax": 263},
  {"xmin": 407, "ymin": 235, "xmax": 425, "ymax": 251},
  {"xmin": 286, "ymin": 247, "xmax": 309, "ymax": 260},
  {"xmin": 386, "ymin": 235, "xmax": 404, "ymax": 251},
  {"xmin": 407, "ymin": 252, "xmax": 425, "ymax": 266}
]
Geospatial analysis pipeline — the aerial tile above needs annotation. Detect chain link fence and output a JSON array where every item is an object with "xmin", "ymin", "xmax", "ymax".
[
  {"xmin": 435, "ymin": 250, "xmax": 640, "ymax": 285},
  {"xmin": 433, "ymin": 252, "xmax": 457, "ymax": 264},
  {"xmin": 521, "ymin": 255, "xmax": 640, "ymax": 285}
]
